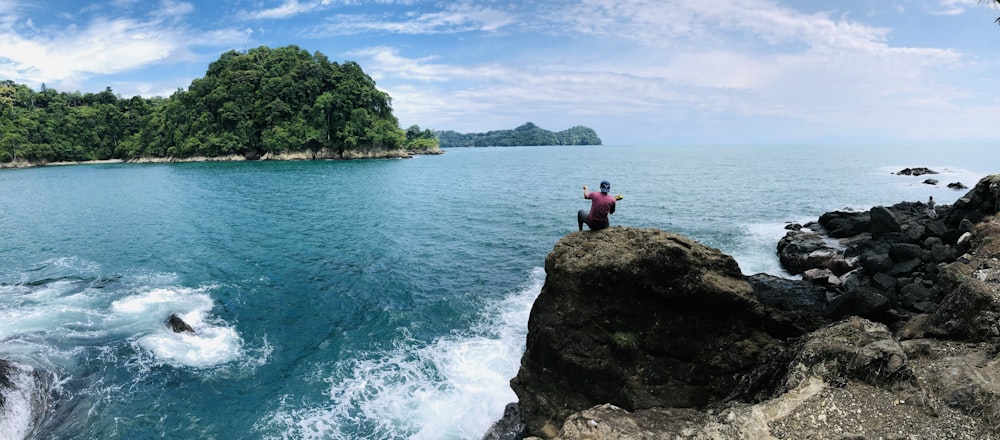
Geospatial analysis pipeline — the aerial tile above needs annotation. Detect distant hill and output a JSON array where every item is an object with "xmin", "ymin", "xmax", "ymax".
[{"xmin": 436, "ymin": 122, "xmax": 601, "ymax": 148}]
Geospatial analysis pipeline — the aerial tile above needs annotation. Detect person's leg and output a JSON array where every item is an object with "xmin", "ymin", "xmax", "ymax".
[{"xmin": 577, "ymin": 209, "xmax": 588, "ymax": 231}]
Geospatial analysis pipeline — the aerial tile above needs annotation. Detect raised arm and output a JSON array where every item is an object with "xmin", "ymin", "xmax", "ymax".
[{"xmin": 582, "ymin": 185, "xmax": 589, "ymax": 199}]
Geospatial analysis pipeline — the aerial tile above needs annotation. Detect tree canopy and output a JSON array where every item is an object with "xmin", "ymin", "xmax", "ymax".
[
  {"xmin": 0, "ymin": 45, "xmax": 433, "ymax": 164},
  {"xmin": 436, "ymin": 122, "xmax": 601, "ymax": 148}
]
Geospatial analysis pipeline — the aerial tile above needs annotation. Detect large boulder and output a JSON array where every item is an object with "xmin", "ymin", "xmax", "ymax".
[
  {"xmin": 946, "ymin": 174, "xmax": 1000, "ymax": 227},
  {"xmin": 928, "ymin": 276, "xmax": 1000, "ymax": 341},
  {"xmin": 819, "ymin": 210, "xmax": 870, "ymax": 238},
  {"xmin": 510, "ymin": 227, "xmax": 789, "ymax": 435},
  {"xmin": 776, "ymin": 317, "xmax": 913, "ymax": 392},
  {"xmin": 776, "ymin": 231, "xmax": 855, "ymax": 275},
  {"xmin": 904, "ymin": 339, "xmax": 1000, "ymax": 428},
  {"xmin": 869, "ymin": 206, "xmax": 902, "ymax": 238}
]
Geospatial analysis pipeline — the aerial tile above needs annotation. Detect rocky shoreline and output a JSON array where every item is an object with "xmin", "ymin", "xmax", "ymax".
[
  {"xmin": 486, "ymin": 174, "xmax": 1000, "ymax": 439},
  {"xmin": 0, "ymin": 146, "xmax": 443, "ymax": 169}
]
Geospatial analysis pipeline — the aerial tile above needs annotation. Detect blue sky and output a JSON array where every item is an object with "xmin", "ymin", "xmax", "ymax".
[{"xmin": 1, "ymin": 0, "xmax": 999, "ymax": 145}]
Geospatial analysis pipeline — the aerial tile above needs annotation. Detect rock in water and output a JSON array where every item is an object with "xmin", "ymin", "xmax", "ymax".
[
  {"xmin": 895, "ymin": 167, "xmax": 938, "ymax": 176},
  {"xmin": 509, "ymin": 227, "xmax": 789, "ymax": 435},
  {"xmin": 168, "ymin": 313, "xmax": 195, "ymax": 334}
]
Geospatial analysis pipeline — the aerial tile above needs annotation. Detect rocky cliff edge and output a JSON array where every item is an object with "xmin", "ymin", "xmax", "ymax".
[{"xmin": 488, "ymin": 174, "xmax": 1000, "ymax": 440}]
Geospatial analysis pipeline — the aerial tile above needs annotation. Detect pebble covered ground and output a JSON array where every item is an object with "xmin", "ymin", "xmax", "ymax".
[{"xmin": 767, "ymin": 380, "xmax": 990, "ymax": 440}]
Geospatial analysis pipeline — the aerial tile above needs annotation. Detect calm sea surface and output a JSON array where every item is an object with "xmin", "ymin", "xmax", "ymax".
[{"xmin": 0, "ymin": 144, "xmax": 997, "ymax": 439}]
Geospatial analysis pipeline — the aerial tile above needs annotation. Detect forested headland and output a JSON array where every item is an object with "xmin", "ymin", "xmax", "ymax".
[
  {"xmin": 0, "ymin": 45, "xmax": 439, "ymax": 167},
  {"xmin": 436, "ymin": 122, "xmax": 601, "ymax": 148}
]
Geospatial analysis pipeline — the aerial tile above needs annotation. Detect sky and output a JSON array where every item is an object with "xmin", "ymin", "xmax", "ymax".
[{"xmin": 1, "ymin": 0, "xmax": 999, "ymax": 145}]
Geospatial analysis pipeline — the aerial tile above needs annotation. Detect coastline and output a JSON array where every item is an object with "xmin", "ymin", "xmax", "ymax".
[{"xmin": 0, "ymin": 147, "xmax": 443, "ymax": 169}]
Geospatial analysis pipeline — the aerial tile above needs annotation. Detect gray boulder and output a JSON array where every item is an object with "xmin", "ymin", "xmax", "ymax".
[{"xmin": 869, "ymin": 206, "xmax": 902, "ymax": 237}]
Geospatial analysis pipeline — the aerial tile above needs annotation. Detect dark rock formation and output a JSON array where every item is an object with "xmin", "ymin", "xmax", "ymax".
[
  {"xmin": 496, "ymin": 175, "xmax": 1000, "ymax": 440},
  {"xmin": 168, "ymin": 313, "xmax": 195, "ymax": 333},
  {"xmin": 481, "ymin": 402, "xmax": 527, "ymax": 440},
  {"xmin": 895, "ymin": 167, "xmax": 938, "ymax": 176},
  {"xmin": 949, "ymin": 182, "xmax": 969, "ymax": 190},
  {"xmin": 946, "ymin": 175, "xmax": 1000, "ymax": 226},
  {"xmin": 924, "ymin": 178, "xmax": 939, "ymax": 185},
  {"xmin": 775, "ymin": 201, "xmax": 972, "ymax": 324},
  {"xmin": 751, "ymin": 317, "xmax": 914, "ymax": 398},
  {"xmin": 509, "ymin": 228, "xmax": 799, "ymax": 434}
]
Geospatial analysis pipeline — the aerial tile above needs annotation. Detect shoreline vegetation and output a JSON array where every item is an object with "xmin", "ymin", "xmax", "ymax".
[
  {"xmin": 0, "ymin": 147, "xmax": 437, "ymax": 169},
  {"xmin": 0, "ymin": 45, "xmax": 442, "ymax": 169}
]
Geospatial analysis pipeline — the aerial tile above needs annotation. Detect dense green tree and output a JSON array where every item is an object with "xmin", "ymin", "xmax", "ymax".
[
  {"xmin": 0, "ymin": 82, "xmax": 17, "ymax": 161},
  {"xmin": 404, "ymin": 124, "xmax": 439, "ymax": 151},
  {"xmin": 0, "ymin": 45, "xmax": 414, "ymax": 164}
]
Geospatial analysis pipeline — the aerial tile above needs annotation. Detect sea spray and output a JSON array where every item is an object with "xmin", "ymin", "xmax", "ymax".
[
  {"xmin": 259, "ymin": 268, "xmax": 543, "ymax": 440},
  {"xmin": 113, "ymin": 287, "xmax": 244, "ymax": 368},
  {"xmin": 0, "ymin": 361, "xmax": 52, "ymax": 440}
]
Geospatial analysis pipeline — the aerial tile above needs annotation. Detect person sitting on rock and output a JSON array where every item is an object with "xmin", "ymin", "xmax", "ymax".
[{"xmin": 578, "ymin": 180, "xmax": 618, "ymax": 231}]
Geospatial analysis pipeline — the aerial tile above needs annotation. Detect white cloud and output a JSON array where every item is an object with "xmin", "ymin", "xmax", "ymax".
[
  {"xmin": 248, "ymin": 0, "xmax": 320, "ymax": 20},
  {"xmin": 0, "ymin": 3, "xmax": 250, "ymax": 91},
  {"xmin": 348, "ymin": 47, "xmax": 507, "ymax": 82},
  {"xmin": 313, "ymin": 2, "xmax": 515, "ymax": 35},
  {"xmin": 933, "ymin": 0, "xmax": 979, "ymax": 16},
  {"xmin": 159, "ymin": 0, "xmax": 195, "ymax": 17},
  {"xmin": 353, "ymin": 0, "xmax": 993, "ymax": 143},
  {"xmin": 0, "ymin": 18, "xmax": 175, "ymax": 81}
]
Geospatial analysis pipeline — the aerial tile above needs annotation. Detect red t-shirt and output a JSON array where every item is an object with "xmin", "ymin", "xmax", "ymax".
[{"xmin": 585, "ymin": 191, "xmax": 616, "ymax": 227}]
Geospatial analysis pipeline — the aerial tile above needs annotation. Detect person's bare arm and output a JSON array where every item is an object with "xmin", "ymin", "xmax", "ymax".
[{"xmin": 582, "ymin": 185, "xmax": 589, "ymax": 199}]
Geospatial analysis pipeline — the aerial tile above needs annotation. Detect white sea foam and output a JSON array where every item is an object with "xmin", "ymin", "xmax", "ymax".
[
  {"xmin": 261, "ymin": 268, "xmax": 543, "ymax": 440},
  {"xmin": 0, "ymin": 362, "xmax": 41, "ymax": 440},
  {"xmin": 112, "ymin": 287, "xmax": 244, "ymax": 369},
  {"xmin": 136, "ymin": 324, "xmax": 244, "ymax": 369},
  {"xmin": 1, "ymin": 278, "xmax": 242, "ymax": 370},
  {"xmin": 730, "ymin": 222, "xmax": 802, "ymax": 277},
  {"xmin": 0, "ymin": 283, "xmax": 103, "ymax": 343}
]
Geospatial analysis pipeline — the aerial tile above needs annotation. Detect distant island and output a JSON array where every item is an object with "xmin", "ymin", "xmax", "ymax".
[
  {"xmin": 436, "ymin": 122, "xmax": 601, "ymax": 148},
  {"xmin": 0, "ymin": 45, "xmax": 440, "ymax": 168}
]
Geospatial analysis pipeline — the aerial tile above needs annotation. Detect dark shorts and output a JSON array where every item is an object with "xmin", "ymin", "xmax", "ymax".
[{"xmin": 578, "ymin": 209, "xmax": 608, "ymax": 231}]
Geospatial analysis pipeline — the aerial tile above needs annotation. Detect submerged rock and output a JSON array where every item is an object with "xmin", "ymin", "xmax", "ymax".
[{"xmin": 168, "ymin": 313, "xmax": 195, "ymax": 334}]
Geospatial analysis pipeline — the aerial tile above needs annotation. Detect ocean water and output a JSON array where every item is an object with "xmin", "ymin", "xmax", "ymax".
[{"xmin": 0, "ymin": 144, "xmax": 996, "ymax": 439}]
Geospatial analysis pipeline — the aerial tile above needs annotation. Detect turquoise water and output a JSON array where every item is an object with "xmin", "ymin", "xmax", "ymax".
[{"xmin": 0, "ymin": 144, "xmax": 996, "ymax": 439}]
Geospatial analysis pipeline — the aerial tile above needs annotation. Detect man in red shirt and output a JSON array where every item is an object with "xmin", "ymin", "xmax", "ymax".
[{"xmin": 578, "ymin": 180, "xmax": 617, "ymax": 231}]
